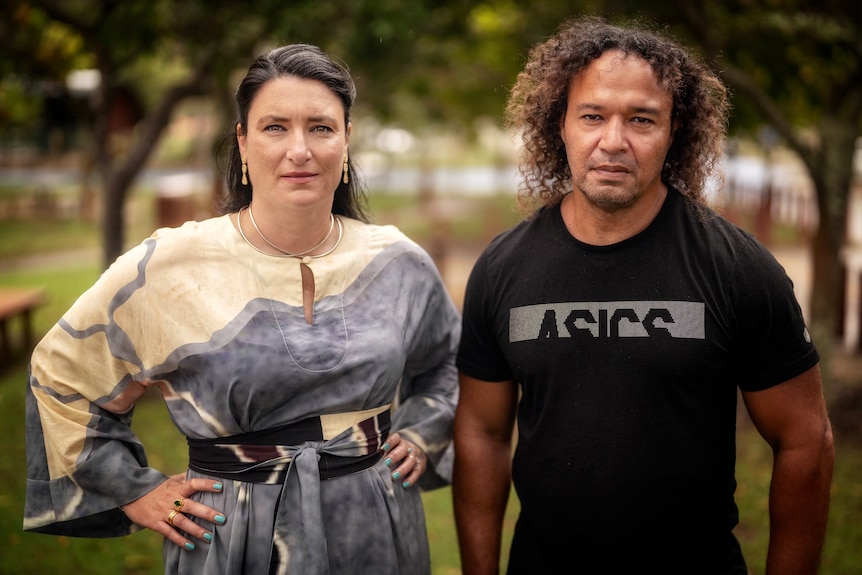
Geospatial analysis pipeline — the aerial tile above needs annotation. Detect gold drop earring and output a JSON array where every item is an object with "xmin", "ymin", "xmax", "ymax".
[
  {"xmin": 241, "ymin": 158, "xmax": 248, "ymax": 186},
  {"xmin": 342, "ymin": 153, "xmax": 349, "ymax": 184}
]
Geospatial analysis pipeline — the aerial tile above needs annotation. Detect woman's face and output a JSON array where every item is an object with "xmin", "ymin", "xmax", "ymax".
[{"xmin": 237, "ymin": 75, "xmax": 350, "ymax": 213}]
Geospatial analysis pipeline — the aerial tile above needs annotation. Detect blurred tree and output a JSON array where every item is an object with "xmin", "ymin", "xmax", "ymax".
[
  {"xmin": 627, "ymin": 0, "xmax": 862, "ymax": 351},
  {"xmin": 0, "ymin": 0, "xmax": 288, "ymax": 265},
  {"xmin": 447, "ymin": 0, "xmax": 861, "ymax": 351},
  {"xmin": 0, "ymin": 0, "xmax": 517, "ymax": 266},
  {"xmin": 0, "ymin": 3, "xmax": 90, "ymax": 150},
  {"xmin": 5, "ymin": 0, "xmax": 857, "ymax": 351}
]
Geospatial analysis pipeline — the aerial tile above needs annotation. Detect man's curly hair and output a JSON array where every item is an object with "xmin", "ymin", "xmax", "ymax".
[{"xmin": 507, "ymin": 16, "xmax": 730, "ymax": 209}]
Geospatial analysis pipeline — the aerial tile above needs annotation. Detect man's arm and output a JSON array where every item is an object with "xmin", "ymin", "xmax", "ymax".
[
  {"xmin": 453, "ymin": 373, "xmax": 518, "ymax": 575},
  {"xmin": 742, "ymin": 364, "xmax": 834, "ymax": 575}
]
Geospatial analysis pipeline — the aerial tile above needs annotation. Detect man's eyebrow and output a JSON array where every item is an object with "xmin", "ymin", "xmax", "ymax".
[
  {"xmin": 575, "ymin": 103, "xmax": 603, "ymax": 112},
  {"xmin": 631, "ymin": 106, "xmax": 662, "ymax": 116},
  {"xmin": 574, "ymin": 103, "xmax": 663, "ymax": 115}
]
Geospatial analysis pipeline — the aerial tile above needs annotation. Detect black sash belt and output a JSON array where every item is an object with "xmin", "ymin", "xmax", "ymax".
[{"xmin": 187, "ymin": 410, "xmax": 391, "ymax": 483}]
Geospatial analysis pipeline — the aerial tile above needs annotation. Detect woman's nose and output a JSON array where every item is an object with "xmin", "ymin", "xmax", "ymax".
[{"xmin": 285, "ymin": 133, "xmax": 311, "ymax": 162}]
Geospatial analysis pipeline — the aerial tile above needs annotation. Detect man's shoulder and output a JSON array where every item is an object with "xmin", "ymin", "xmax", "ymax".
[
  {"xmin": 483, "ymin": 204, "xmax": 558, "ymax": 256},
  {"xmin": 669, "ymin": 192, "xmax": 764, "ymax": 252}
]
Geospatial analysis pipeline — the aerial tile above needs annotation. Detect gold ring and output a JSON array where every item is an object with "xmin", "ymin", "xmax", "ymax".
[
  {"xmin": 174, "ymin": 498, "xmax": 185, "ymax": 510},
  {"xmin": 167, "ymin": 510, "xmax": 179, "ymax": 526}
]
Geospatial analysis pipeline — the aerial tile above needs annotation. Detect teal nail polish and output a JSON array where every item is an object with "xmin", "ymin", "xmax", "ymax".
[
  {"xmin": 213, "ymin": 482, "xmax": 223, "ymax": 491},
  {"xmin": 392, "ymin": 471, "xmax": 401, "ymax": 480},
  {"xmin": 203, "ymin": 532, "xmax": 213, "ymax": 543},
  {"xmin": 215, "ymin": 514, "xmax": 226, "ymax": 525},
  {"xmin": 184, "ymin": 542, "xmax": 195, "ymax": 551},
  {"xmin": 402, "ymin": 480, "xmax": 411, "ymax": 488},
  {"xmin": 382, "ymin": 442, "xmax": 390, "ymax": 451},
  {"xmin": 384, "ymin": 457, "xmax": 392, "ymax": 467}
]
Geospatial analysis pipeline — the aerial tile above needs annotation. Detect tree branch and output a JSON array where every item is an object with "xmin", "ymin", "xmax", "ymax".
[
  {"xmin": 111, "ymin": 47, "xmax": 218, "ymax": 197},
  {"xmin": 26, "ymin": 0, "xmax": 99, "ymax": 35},
  {"xmin": 716, "ymin": 60, "xmax": 814, "ymax": 163}
]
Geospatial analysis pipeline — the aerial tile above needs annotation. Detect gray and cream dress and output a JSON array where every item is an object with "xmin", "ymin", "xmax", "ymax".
[{"xmin": 24, "ymin": 215, "xmax": 460, "ymax": 575}]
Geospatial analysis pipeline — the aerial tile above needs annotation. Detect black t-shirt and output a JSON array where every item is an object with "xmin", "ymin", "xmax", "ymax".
[{"xmin": 456, "ymin": 190, "xmax": 819, "ymax": 573}]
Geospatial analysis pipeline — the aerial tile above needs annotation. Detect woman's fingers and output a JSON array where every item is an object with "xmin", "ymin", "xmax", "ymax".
[
  {"xmin": 168, "ymin": 498, "xmax": 226, "ymax": 544},
  {"xmin": 184, "ymin": 476, "xmax": 225, "ymax": 496},
  {"xmin": 120, "ymin": 476, "xmax": 226, "ymax": 550},
  {"xmin": 382, "ymin": 434, "xmax": 426, "ymax": 488},
  {"xmin": 160, "ymin": 509, "xmax": 200, "ymax": 551},
  {"xmin": 163, "ymin": 505, "xmax": 222, "ymax": 549},
  {"xmin": 399, "ymin": 446, "xmax": 425, "ymax": 488}
]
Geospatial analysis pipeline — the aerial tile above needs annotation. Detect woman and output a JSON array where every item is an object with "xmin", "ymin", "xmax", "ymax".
[{"xmin": 24, "ymin": 44, "xmax": 460, "ymax": 574}]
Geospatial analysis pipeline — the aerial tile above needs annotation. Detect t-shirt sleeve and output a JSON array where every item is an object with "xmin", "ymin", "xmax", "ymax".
[
  {"xmin": 456, "ymin": 249, "xmax": 514, "ymax": 383},
  {"xmin": 731, "ymin": 238, "xmax": 819, "ymax": 391}
]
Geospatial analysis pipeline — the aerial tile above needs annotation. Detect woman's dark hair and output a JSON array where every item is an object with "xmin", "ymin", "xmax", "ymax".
[
  {"xmin": 217, "ymin": 44, "xmax": 369, "ymax": 221},
  {"xmin": 507, "ymin": 16, "xmax": 730, "ymax": 210}
]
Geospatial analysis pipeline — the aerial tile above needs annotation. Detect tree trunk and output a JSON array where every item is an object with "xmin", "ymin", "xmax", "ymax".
[
  {"xmin": 101, "ymin": 171, "xmax": 126, "ymax": 268},
  {"xmin": 95, "ymin": 64, "xmax": 215, "ymax": 268},
  {"xmin": 807, "ymin": 115, "xmax": 856, "ymax": 373}
]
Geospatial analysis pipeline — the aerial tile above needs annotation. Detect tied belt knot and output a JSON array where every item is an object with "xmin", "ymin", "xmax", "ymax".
[{"xmin": 186, "ymin": 406, "xmax": 391, "ymax": 575}]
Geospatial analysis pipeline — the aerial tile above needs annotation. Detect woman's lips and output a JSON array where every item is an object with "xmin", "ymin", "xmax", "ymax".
[{"xmin": 282, "ymin": 172, "xmax": 317, "ymax": 183}]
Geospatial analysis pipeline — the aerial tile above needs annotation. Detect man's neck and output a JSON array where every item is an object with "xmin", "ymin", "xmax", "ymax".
[{"xmin": 560, "ymin": 185, "xmax": 669, "ymax": 246}]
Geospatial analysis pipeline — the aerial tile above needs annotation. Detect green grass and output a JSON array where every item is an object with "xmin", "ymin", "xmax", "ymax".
[
  {"xmin": 2, "ymin": 202, "xmax": 861, "ymax": 573},
  {"xmin": 732, "ymin": 421, "xmax": 862, "ymax": 575},
  {"xmin": 0, "ymin": 266, "xmax": 101, "ymax": 340},
  {"xmin": 0, "ymin": 218, "xmax": 99, "ymax": 259}
]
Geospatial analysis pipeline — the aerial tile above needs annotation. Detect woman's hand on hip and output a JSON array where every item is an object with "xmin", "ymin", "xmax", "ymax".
[
  {"xmin": 119, "ymin": 473, "xmax": 226, "ymax": 551},
  {"xmin": 382, "ymin": 432, "xmax": 427, "ymax": 489}
]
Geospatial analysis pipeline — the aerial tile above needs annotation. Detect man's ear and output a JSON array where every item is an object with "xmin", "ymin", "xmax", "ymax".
[{"xmin": 670, "ymin": 118, "xmax": 681, "ymax": 143}]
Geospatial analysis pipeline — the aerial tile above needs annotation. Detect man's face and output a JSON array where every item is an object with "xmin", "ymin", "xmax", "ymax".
[{"xmin": 560, "ymin": 49, "xmax": 675, "ymax": 213}]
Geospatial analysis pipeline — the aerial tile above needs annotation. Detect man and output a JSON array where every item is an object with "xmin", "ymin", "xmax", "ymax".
[{"xmin": 453, "ymin": 16, "xmax": 834, "ymax": 575}]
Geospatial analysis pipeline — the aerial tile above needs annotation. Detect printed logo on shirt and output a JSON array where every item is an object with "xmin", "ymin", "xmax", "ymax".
[{"xmin": 509, "ymin": 301, "xmax": 705, "ymax": 342}]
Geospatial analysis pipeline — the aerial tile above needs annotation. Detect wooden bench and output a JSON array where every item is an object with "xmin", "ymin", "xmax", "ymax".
[{"xmin": 0, "ymin": 287, "xmax": 47, "ymax": 365}]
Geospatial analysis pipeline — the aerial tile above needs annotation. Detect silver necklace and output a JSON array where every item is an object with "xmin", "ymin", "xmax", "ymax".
[
  {"xmin": 235, "ymin": 206, "xmax": 343, "ymax": 324},
  {"xmin": 246, "ymin": 205, "xmax": 338, "ymax": 262}
]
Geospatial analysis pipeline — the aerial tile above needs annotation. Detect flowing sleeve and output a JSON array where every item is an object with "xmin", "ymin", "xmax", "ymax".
[
  {"xmin": 24, "ymin": 241, "xmax": 168, "ymax": 537},
  {"xmin": 390, "ymin": 247, "xmax": 461, "ymax": 490}
]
